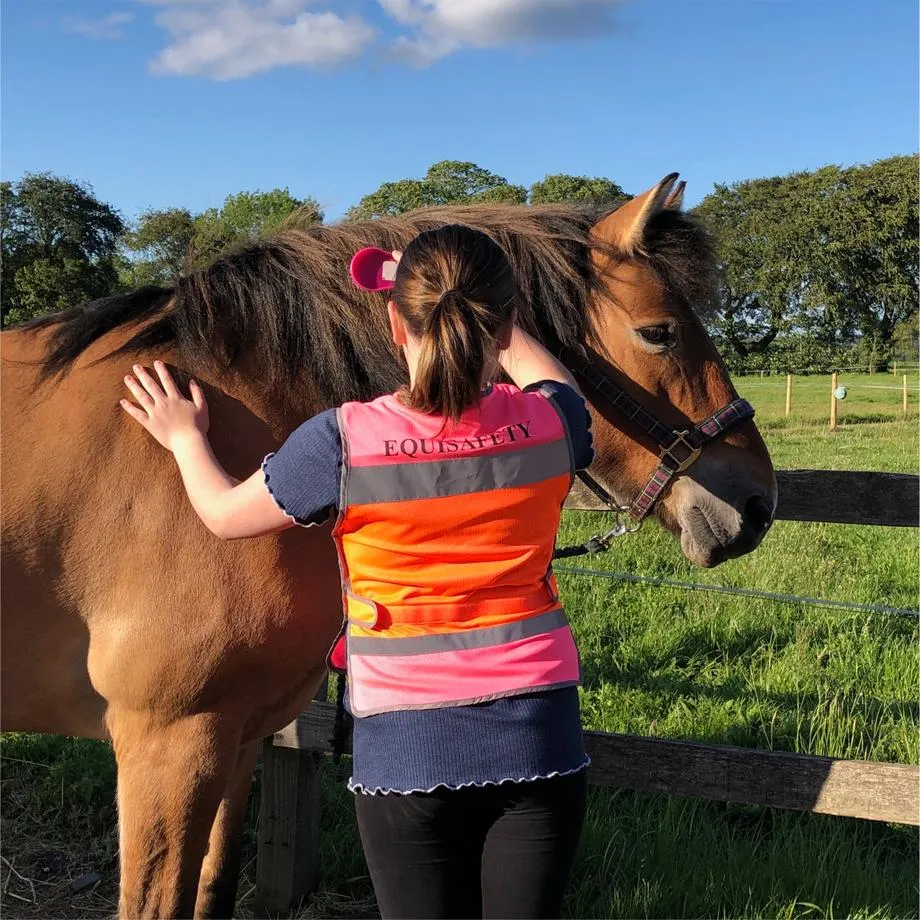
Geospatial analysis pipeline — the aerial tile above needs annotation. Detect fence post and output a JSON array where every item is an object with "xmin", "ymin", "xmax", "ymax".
[
  {"xmin": 256, "ymin": 677, "xmax": 328, "ymax": 912},
  {"xmin": 893, "ymin": 361, "xmax": 897, "ymax": 376},
  {"xmin": 903, "ymin": 375, "xmax": 909, "ymax": 418},
  {"xmin": 785, "ymin": 374, "xmax": 793, "ymax": 417},
  {"xmin": 830, "ymin": 372, "xmax": 838, "ymax": 431}
]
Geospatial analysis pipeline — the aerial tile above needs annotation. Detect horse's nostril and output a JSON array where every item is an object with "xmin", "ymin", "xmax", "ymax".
[{"xmin": 744, "ymin": 495, "xmax": 774, "ymax": 533}]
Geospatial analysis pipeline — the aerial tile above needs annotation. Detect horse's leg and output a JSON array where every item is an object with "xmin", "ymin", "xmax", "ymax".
[
  {"xmin": 110, "ymin": 708, "xmax": 241, "ymax": 919},
  {"xmin": 194, "ymin": 739, "xmax": 261, "ymax": 919}
]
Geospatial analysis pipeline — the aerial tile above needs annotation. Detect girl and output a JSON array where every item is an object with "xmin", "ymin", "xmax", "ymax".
[{"xmin": 121, "ymin": 224, "xmax": 594, "ymax": 919}]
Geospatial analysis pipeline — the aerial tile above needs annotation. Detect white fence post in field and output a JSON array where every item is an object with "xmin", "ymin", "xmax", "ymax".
[
  {"xmin": 903, "ymin": 375, "xmax": 909, "ymax": 418},
  {"xmin": 785, "ymin": 374, "xmax": 793, "ymax": 417},
  {"xmin": 830, "ymin": 372, "xmax": 839, "ymax": 431}
]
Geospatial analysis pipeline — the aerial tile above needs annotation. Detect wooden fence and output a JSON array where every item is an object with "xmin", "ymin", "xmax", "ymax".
[
  {"xmin": 769, "ymin": 372, "xmax": 915, "ymax": 428},
  {"xmin": 255, "ymin": 468, "xmax": 920, "ymax": 912}
]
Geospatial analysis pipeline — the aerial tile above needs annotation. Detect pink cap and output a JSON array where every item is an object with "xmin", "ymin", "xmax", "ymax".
[{"xmin": 349, "ymin": 247, "xmax": 398, "ymax": 292}]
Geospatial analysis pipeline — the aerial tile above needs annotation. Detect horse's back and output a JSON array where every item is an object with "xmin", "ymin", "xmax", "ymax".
[{"xmin": 1, "ymin": 325, "xmax": 343, "ymax": 740}]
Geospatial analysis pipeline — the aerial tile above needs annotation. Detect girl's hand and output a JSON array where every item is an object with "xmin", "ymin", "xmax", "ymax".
[
  {"xmin": 498, "ymin": 326, "xmax": 581, "ymax": 395},
  {"xmin": 121, "ymin": 361, "xmax": 209, "ymax": 452}
]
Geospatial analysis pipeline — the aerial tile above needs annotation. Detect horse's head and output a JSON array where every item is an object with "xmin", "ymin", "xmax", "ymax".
[{"xmin": 583, "ymin": 174, "xmax": 776, "ymax": 567}]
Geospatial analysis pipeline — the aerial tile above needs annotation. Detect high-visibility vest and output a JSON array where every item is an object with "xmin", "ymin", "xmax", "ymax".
[{"xmin": 332, "ymin": 384, "xmax": 581, "ymax": 717}]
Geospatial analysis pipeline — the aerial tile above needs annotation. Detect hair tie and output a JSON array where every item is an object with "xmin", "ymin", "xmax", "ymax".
[{"xmin": 437, "ymin": 289, "xmax": 462, "ymax": 305}]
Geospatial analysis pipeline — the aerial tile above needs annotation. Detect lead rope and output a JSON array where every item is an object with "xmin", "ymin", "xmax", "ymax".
[{"xmin": 552, "ymin": 471, "xmax": 640, "ymax": 559}]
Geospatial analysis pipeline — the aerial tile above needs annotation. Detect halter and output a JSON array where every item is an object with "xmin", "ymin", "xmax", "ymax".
[
  {"xmin": 553, "ymin": 347, "xmax": 755, "ymax": 559},
  {"xmin": 345, "ymin": 248, "xmax": 755, "ymax": 557}
]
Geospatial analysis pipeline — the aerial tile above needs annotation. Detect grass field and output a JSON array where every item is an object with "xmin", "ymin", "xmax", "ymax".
[{"xmin": 2, "ymin": 372, "xmax": 917, "ymax": 919}]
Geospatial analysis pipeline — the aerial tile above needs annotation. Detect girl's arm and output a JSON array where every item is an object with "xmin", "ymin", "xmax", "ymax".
[
  {"xmin": 498, "ymin": 326, "xmax": 582, "ymax": 395},
  {"xmin": 498, "ymin": 327, "xmax": 594, "ymax": 470},
  {"xmin": 121, "ymin": 362, "xmax": 293, "ymax": 540}
]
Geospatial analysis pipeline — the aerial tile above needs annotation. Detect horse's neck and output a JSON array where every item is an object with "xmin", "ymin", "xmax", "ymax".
[{"xmin": 207, "ymin": 363, "xmax": 322, "ymax": 442}]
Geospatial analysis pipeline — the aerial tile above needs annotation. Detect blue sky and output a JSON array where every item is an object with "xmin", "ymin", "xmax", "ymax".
[{"xmin": 3, "ymin": 0, "xmax": 917, "ymax": 223}]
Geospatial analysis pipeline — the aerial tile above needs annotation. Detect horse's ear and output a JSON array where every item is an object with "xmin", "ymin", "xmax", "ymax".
[
  {"xmin": 591, "ymin": 173, "xmax": 680, "ymax": 254},
  {"xmin": 664, "ymin": 179, "xmax": 686, "ymax": 211}
]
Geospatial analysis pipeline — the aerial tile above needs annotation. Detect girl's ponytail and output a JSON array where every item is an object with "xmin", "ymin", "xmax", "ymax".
[
  {"xmin": 410, "ymin": 290, "xmax": 492, "ymax": 421},
  {"xmin": 392, "ymin": 226, "xmax": 517, "ymax": 422}
]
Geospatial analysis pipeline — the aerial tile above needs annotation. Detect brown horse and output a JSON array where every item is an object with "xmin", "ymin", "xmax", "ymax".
[{"xmin": 1, "ymin": 174, "xmax": 776, "ymax": 918}]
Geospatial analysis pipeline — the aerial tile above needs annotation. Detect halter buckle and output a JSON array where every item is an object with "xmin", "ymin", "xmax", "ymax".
[{"xmin": 660, "ymin": 431, "xmax": 702, "ymax": 474}]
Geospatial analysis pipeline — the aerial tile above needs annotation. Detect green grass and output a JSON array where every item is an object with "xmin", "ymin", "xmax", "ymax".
[
  {"xmin": 734, "ymin": 371, "xmax": 918, "ymax": 473},
  {"xmin": 569, "ymin": 791, "xmax": 915, "ymax": 920},
  {"xmin": 2, "ymin": 372, "xmax": 917, "ymax": 919},
  {"xmin": 560, "ymin": 519, "xmax": 918, "ymax": 765}
]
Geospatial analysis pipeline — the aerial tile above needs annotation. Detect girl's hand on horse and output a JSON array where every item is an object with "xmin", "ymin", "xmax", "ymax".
[
  {"xmin": 121, "ymin": 362, "xmax": 290, "ymax": 539},
  {"xmin": 121, "ymin": 362, "xmax": 210, "ymax": 452}
]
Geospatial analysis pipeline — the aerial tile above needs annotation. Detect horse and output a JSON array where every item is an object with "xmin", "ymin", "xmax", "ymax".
[{"xmin": 1, "ymin": 174, "xmax": 776, "ymax": 918}]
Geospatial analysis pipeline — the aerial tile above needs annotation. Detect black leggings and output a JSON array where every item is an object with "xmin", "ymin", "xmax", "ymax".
[{"xmin": 354, "ymin": 770, "xmax": 587, "ymax": 920}]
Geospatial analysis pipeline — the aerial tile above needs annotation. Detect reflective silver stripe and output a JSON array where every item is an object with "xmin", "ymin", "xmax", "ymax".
[
  {"xmin": 348, "ymin": 607, "xmax": 568, "ymax": 656},
  {"xmin": 538, "ymin": 390, "xmax": 576, "ymax": 488},
  {"xmin": 345, "ymin": 439, "xmax": 571, "ymax": 506}
]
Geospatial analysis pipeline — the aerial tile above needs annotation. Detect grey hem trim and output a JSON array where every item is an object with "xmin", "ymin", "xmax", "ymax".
[
  {"xmin": 538, "ymin": 390, "xmax": 577, "ymax": 489},
  {"xmin": 331, "ymin": 408, "xmax": 354, "ymax": 614},
  {"xmin": 348, "ymin": 756, "xmax": 591, "ymax": 796},
  {"xmin": 261, "ymin": 452, "xmax": 329, "ymax": 528},
  {"xmin": 335, "ymin": 407, "xmax": 350, "ymax": 520},
  {"xmin": 526, "ymin": 382, "xmax": 594, "ymax": 472}
]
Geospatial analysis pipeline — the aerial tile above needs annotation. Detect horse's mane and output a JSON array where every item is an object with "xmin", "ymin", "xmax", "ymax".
[{"xmin": 27, "ymin": 204, "xmax": 714, "ymax": 407}]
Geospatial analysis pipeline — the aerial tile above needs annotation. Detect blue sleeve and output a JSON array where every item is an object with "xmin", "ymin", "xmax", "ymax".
[
  {"xmin": 262, "ymin": 409, "xmax": 342, "ymax": 526},
  {"xmin": 525, "ymin": 381, "xmax": 595, "ymax": 471}
]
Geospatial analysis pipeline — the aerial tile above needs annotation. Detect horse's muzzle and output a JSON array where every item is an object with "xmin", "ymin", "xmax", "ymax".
[{"xmin": 677, "ymin": 487, "xmax": 775, "ymax": 568}]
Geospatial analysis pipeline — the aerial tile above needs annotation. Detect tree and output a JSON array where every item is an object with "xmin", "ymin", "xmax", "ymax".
[
  {"xmin": 2, "ymin": 173, "xmax": 125, "ymax": 326},
  {"xmin": 120, "ymin": 207, "xmax": 196, "ymax": 286},
  {"xmin": 695, "ymin": 155, "xmax": 919, "ymax": 361},
  {"xmin": 807, "ymin": 155, "xmax": 918, "ymax": 346},
  {"xmin": 890, "ymin": 312, "xmax": 919, "ymax": 364},
  {"xmin": 191, "ymin": 188, "xmax": 322, "ymax": 263},
  {"xmin": 347, "ymin": 161, "xmax": 527, "ymax": 220},
  {"xmin": 694, "ymin": 172, "xmax": 817, "ymax": 358},
  {"xmin": 529, "ymin": 174, "xmax": 628, "ymax": 208},
  {"xmin": 119, "ymin": 189, "xmax": 322, "ymax": 284}
]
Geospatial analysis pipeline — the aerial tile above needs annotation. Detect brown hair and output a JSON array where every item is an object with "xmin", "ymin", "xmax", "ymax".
[{"xmin": 392, "ymin": 224, "xmax": 518, "ymax": 421}]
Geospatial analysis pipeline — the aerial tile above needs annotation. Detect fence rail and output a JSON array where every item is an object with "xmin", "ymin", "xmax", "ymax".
[
  {"xmin": 733, "ymin": 365, "xmax": 920, "ymax": 376},
  {"xmin": 567, "ymin": 470, "xmax": 919, "ymax": 527},
  {"xmin": 276, "ymin": 702, "xmax": 919, "ymax": 826},
  {"xmin": 255, "ymin": 467, "xmax": 920, "ymax": 911}
]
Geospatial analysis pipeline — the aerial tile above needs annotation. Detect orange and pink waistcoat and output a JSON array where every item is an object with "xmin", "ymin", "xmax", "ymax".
[{"xmin": 332, "ymin": 384, "xmax": 581, "ymax": 718}]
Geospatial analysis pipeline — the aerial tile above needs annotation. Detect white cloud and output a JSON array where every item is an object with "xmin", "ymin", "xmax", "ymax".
[
  {"xmin": 142, "ymin": 0, "xmax": 627, "ymax": 78},
  {"xmin": 145, "ymin": 1, "xmax": 376, "ymax": 80},
  {"xmin": 63, "ymin": 11, "xmax": 134, "ymax": 40},
  {"xmin": 378, "ymin": 0, "xmax": 627, "ymax": 65}
]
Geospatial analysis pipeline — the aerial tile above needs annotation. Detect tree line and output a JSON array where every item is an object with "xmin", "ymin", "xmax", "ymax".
[{"xmin": 2, "ymin": 156, "xmax": 916, "ymax": 369}]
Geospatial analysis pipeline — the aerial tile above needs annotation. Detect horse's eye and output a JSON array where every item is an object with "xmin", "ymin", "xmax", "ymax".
[{"xmin": 637, "ymin": 325, "xmax": 674, "ymax": 347}]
